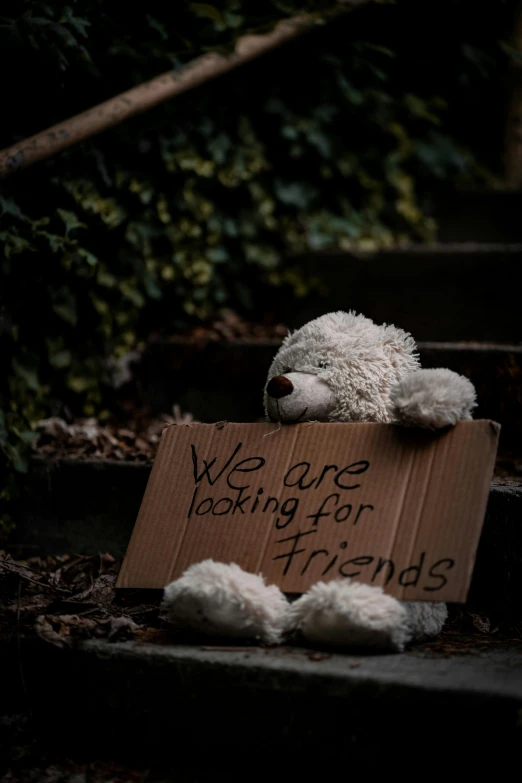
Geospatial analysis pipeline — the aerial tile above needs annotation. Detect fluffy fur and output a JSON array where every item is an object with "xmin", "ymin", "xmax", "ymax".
[
  {"xmin": 288, "ymin": 580, "xmax": 412, "ymax": 651},
  {"xmin": 265, "ymin": 371, "xmax": 336, "ymax": 423},
  {"xmin": 161, "ymin": 560, "xmax": 288, "ymax": 645},
  {"xmin": 286, "ymin": 581, "xmax": 449, "ymax": 652},
  {"xmin": 265, "ymin": 311, "xmax": 420, "ymax": 423},
  {"xmin": 389, "ymin": 368, "xmax": 476, "ymax": 428},
  {"xmin": 405, "ymin": 600, "xmax": 448, "ymax": 640},
  {"xmin": 164, "ymin": 311, "xmax": 474, "ymax": 650}
]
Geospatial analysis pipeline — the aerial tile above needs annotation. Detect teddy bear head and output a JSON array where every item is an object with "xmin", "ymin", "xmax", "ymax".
[{"xmin": 264, "ymin": 311, "xmax": 421, "ymax": 424}]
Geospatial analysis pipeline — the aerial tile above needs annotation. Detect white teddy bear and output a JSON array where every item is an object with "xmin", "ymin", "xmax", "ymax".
[{"xmin": 162, "ymin": 311, "xmax": 476, "ymax": 651}]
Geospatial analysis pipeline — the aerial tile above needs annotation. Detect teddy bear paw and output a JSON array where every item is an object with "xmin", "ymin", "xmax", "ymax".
[
  {"xmin": 389, "ymin": 368, "xmax": 476, "ymax": 429},
  {"xmin": 287, "ymin": 580, "xmax": 412, "ymax": 652},
  {"xmin": 162, "ymin": 560, "xmax": 289, "ymax": 645}
]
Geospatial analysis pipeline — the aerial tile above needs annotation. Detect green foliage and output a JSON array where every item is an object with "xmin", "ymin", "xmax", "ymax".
[{"xmin": 0, "ymin": 0, "xmax": 508, "ymax": 517}]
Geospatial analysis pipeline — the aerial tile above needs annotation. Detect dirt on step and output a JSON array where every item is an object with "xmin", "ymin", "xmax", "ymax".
[
  {"xmin": 1, "ymin": 550, "xmax": 522, "ymax": 657},
  {"xmin": 31, "ymin": 415, "xmax": 522, "ymax": 479},
  {"xmin": 150, "ymin": 310, "xmax": 288, "ymax": 344},
  {"xmin": 31, "ymin": 415, "xmax": 177, "ymax": 463}
]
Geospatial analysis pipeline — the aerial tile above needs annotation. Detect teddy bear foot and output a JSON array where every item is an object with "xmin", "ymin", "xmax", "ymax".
[
  {"xmin": 287, "ymin": 580, "xmax": 414, "ymax": 652},
  {"xmin": 162, "ymin": 560, "xmax": 289, "ymax": 645},
  {"xmin": 404, "ymin": 600, "xmax": 448, "ymax": 640}
]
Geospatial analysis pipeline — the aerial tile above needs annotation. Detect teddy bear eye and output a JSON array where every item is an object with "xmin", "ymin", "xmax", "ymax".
[{"xmin": 318, "ymin": 361, "xmax": 329, "ymax": 369}]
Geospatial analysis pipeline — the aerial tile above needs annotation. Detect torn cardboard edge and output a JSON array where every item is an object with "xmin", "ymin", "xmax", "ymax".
[{"xmin": 117, "ymin": 420, "xmax": 500, "ymax": 602}]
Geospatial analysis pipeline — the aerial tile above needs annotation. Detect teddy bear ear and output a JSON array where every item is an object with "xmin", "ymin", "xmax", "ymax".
[
  {"xmin": 382, "ymin": 323, "xmax": 417, "ymax": 354},
  {"xmin": 281, "ymin": 328, "xmax": 294, "ymax": 346},
  {"xmin": 382, "ymin": 323, "xmax": 421, "ymax": 371}
]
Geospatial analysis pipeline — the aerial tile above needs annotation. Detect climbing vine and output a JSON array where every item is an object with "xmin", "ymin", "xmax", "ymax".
[{"xmin": 0, "ymin": 0, "xmax": 508, "ymax": 526}]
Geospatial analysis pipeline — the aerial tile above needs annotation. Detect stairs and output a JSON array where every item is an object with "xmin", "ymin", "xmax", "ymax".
[
  {"xmin": 143, "ymin": 193, "xmax": 522, "ymax": 445},
  {"xmin": 8, "ymin": 192, "xmax": 522, "ymax": 610},
  {"xmin": 281, "ymin": 244, "xmax": 522, "ymax": 342},
  {"xmin": 432, "ymin": 188, "xmax": 522, "ymax": 244},
  {"xmin": 3, "ymin": 636, "xmax": 522, "ymax": 772},
  {"xmin": 143, "ymin": 337, "xmax": 522, "ymax": 453},
  {"xmin": 4, "ymin": 189, "xmax": 522, "ymax": 773}
]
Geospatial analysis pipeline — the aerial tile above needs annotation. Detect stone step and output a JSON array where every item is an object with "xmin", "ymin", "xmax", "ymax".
[
  {"xmin": 277, "ymin": 244, "xmax": 522, "ymax": 341},
  {"xmin": 143, "ymin": 338, "xmax": 279, "ymax": 423},
  {"xmin": 143, "ymin": 339, "xmax": 522, "ymax": 452},
  {"xmin": 9, "ymin": 457, "xmax": 522, "ymax": 617},
  {"xmin": 2, "ymin": 635, "xmax": 522, "ymax": 767},
  {"xmin": 432, "ymin": 189, "xmax": 522, "ymax": 244},
  {"xmin": 418, "ymin": 342, "xmax": 522, "ymax": 453}
]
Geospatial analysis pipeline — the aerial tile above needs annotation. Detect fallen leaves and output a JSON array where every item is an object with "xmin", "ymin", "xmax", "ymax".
[
  {"xmin": 469, "ymin": 612, "xmax": 494, "ymax": 634},
  {"xmin": 30, "ymin": 312, "xmax": 287, "ymax": 463},
  {"xmin": 306, "ymin": 650, "xmax": 332, "ymax": 662},
  {"xmin": 34, "ymin": 613, "xmax": 139, "ymax": 648},
  {"xmin": 108, "ymin": 615, "xmax": 139, "ymax": 640},
  {"xmin": 2, "ymin": 756, "xmax": 167, "ymax": 782},
  {"xmin": 159, "ymin": 310, "xmax": 288, "ymax": 344},
  {"xmin": 0, "ymin": 551, "xmax": 162, "ymax": 648},
  {"xmin": 32, "ymin": 415, "xmax": 186, "ymax": 462},
  {"xmin": 411, "ymin": 607, "xmax": 522, "ymax": 658},
  {"xmin": 72, "ymin": 573, "xmax": 117, "ymax": 604},
  {"xmin": 1, "ymin": 551, "xmax": 70, "ymax": 594},
  {"xmin": 34, "ymin": 615, "xmax": 70, "ymax": 649},
  {"xmin": 2, "ymin": 549, "xmax": 522, "ymax": 655}
]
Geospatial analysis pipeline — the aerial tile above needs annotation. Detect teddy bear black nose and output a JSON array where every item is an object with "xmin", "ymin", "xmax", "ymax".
[{"xmin": 267, "ymin": 375, "xmax": 294, "ymax": 399}]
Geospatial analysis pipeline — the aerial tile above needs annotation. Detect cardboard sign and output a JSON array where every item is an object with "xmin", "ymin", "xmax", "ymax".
[{"xmin": 117, "ymin": 420, "xmax": 499, "ymax": 601}]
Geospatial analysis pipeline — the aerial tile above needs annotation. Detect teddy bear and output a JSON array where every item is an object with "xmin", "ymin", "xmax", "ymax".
[{"xmin": 162, "ymin": 311, "xmax": 477, "ymax": 651}]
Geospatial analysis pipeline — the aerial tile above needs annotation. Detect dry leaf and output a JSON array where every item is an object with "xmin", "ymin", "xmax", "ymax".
[
  {"xmin": 469, "ymin": 612, "xmax": 491, "ymax": 634},
  {"xmin": 35, "ymin": 615, "xmax": 69, "ymax": 648},
  {"xmin": 108, "ymin": 616, "xmax": 139, "ymax": 640},
  {"xmin": 71, "ymin": 574, "xmax": 116, "ymax": 604}
]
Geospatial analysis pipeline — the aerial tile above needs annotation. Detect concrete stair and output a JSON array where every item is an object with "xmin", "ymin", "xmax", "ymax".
[
  {"xmin": 5, "ymin": 194, "xmax": 522, "ymax": 774},
  {"xmin": 432, "ymin": 188, "xmax": 522, "ymax": 244},
  {"xmin": 10, "ymin": 230, "xmax": 522, "ymax": 619},
  {"xmin": 278, "ymin": 244, "xmax": 522, "ymax": 341},
  {"xmin": 143, "ymin": 338, "xmax": 522, "ymax": 453},
  {"xmin": 2, "ymin": 635, "xmax": 522, "ymax": 771}
]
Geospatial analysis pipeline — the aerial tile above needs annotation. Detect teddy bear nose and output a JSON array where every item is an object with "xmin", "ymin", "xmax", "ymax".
[{"xmin": 267, "ymin": 375, "xmax": 294, "ymax": 399}]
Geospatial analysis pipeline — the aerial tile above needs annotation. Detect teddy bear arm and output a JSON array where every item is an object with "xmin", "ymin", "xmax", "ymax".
[{"xmin": 389, "ymin": 368, "xmax": 477, "ymax": 429}]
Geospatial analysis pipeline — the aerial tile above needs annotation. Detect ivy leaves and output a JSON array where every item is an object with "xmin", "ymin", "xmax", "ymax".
[{"xmin": 0, "ymin": 0, "xmax": 503, "ymax": 510}]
